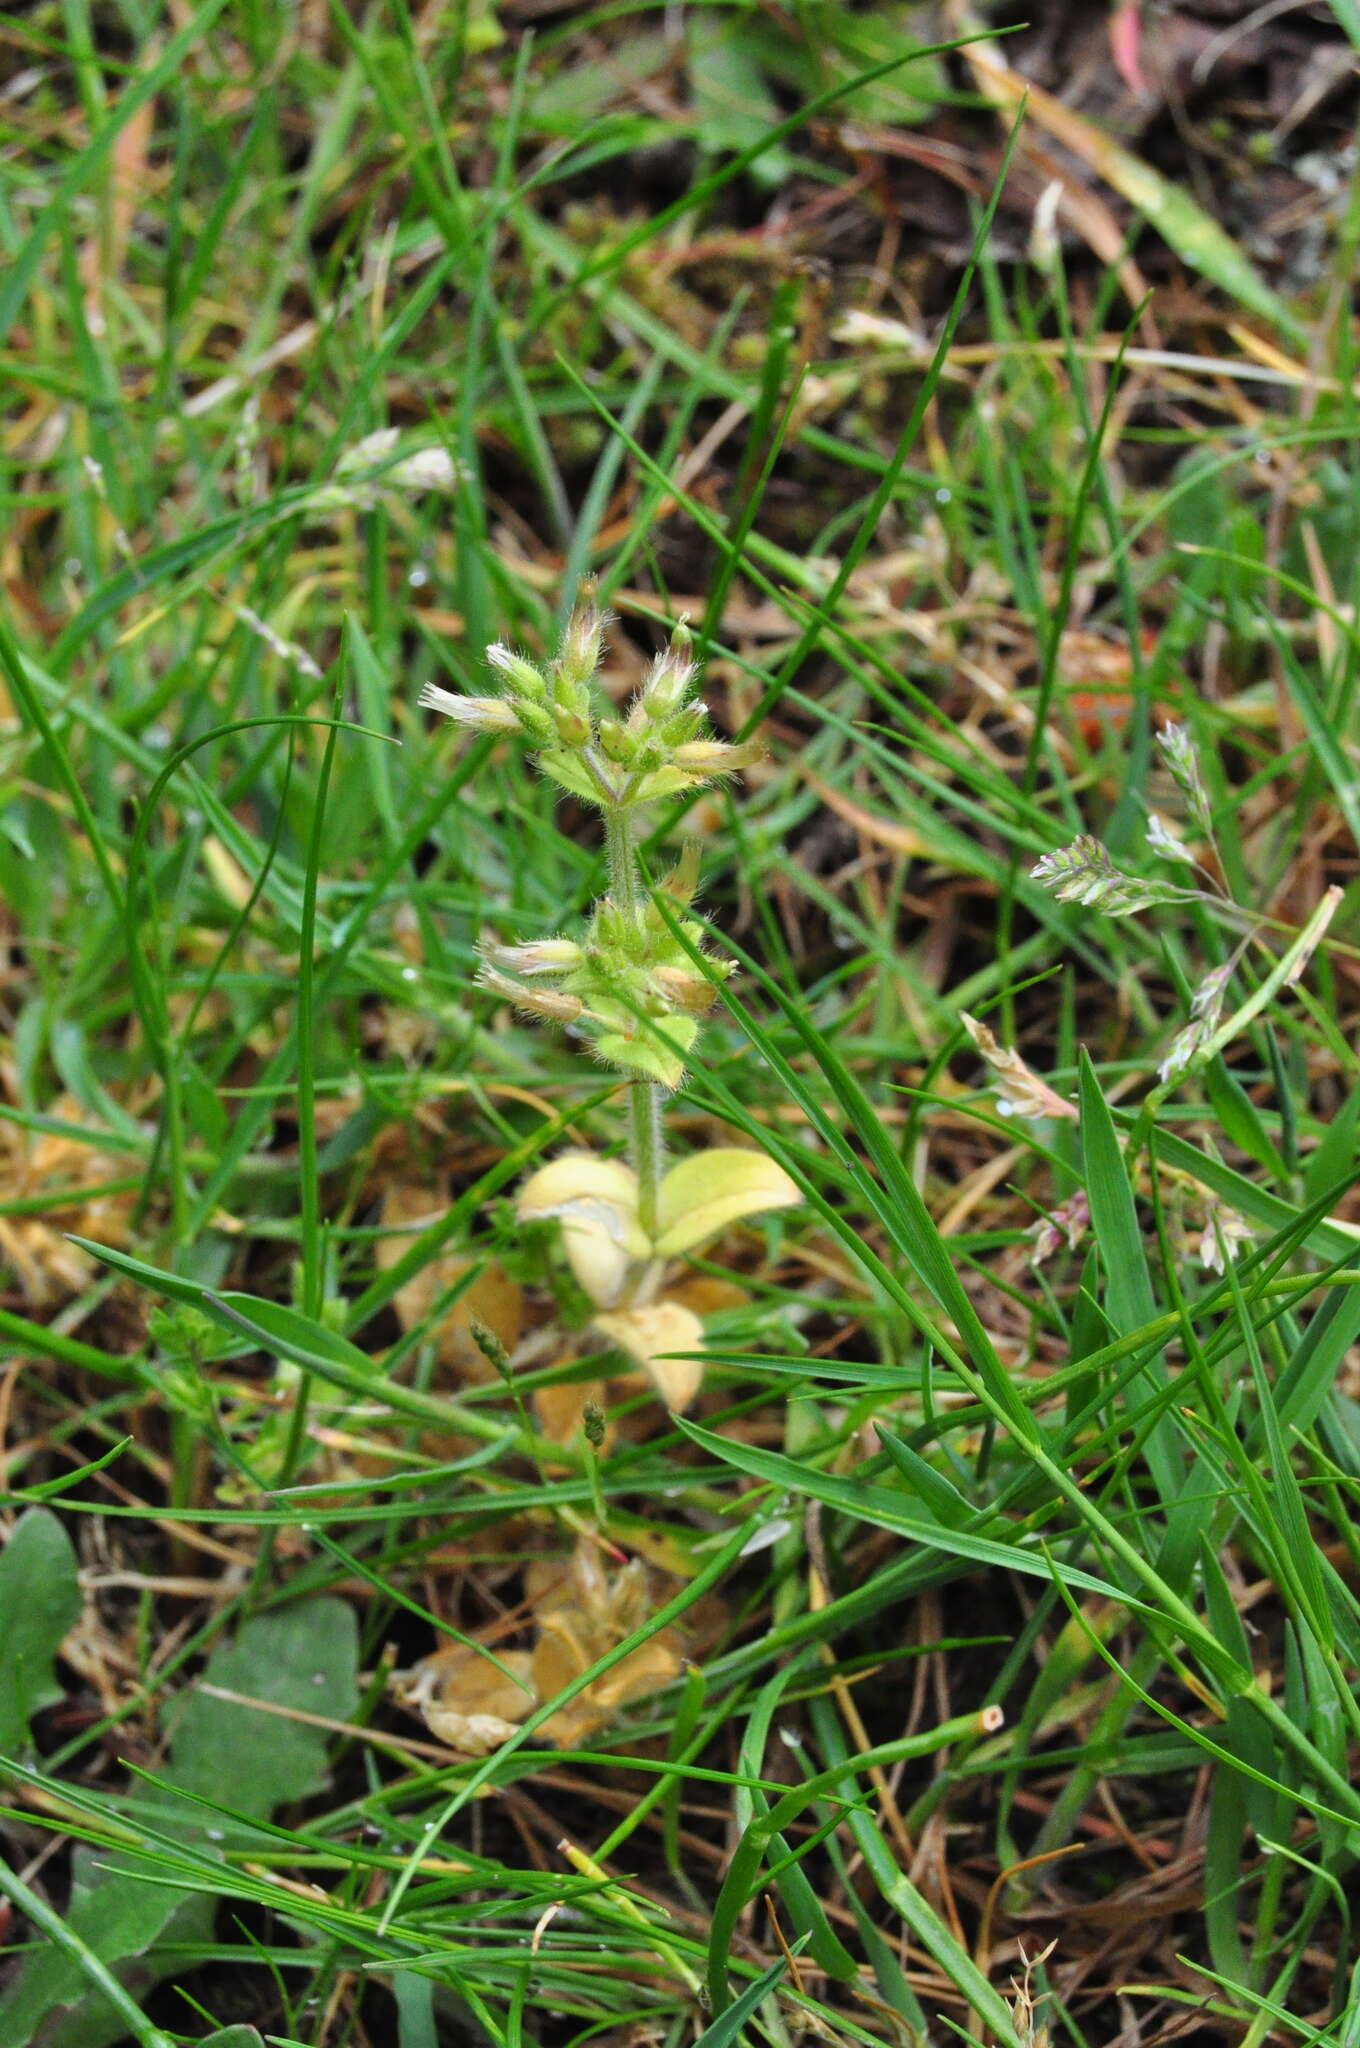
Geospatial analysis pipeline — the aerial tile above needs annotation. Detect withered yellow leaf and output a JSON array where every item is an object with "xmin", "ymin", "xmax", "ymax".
[
  {"xmin": 593, "ymin": 1301, "xmax": 705, "ymax": 1410},
  {"xmin": 392, "ymin": 1642, "xmax": 535, "ymax": 1755},
  {"xmin": 377, "ymin": 1184, "xmax": 523, "ymax": 1374}
]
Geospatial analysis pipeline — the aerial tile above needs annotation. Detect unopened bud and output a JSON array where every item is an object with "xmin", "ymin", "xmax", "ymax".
[
  {"xmin": 420, "ymin": 684, "xmax": 520, "ymax": 732},
  {"xmin": 652, "ymin": 965, "xmax": 721, "ymax": 1014},
  {"xmin": 513, "ymin": 701, "xmax": 556, "ymax": 746},
  {"xmin": 1028, "ymin": 180, "xmax": 1063, "ymax": 273},
  {"xmin": 671, "ymin": 736, "xmax": 763, "ymax": 778},
  {"xmin": 659, "ymin": 705, "xmax": 704, "ymax": 748},
  {"xmin": 479, "ymin": 966, "xmax": 584, "ymax": 1022},
  {"xmin": 557, "ymin": 586, "xmax": 605, "ymax": 691},
  {"xmin": 597, "ymin": 718, "xmax": 632, "ymax": 764},
  {"xmin": 660, "ymin": 842, "xmax": 702, "ymax": 904},
  {"xmin": 640, "ymin": 620, "xmax": 696, "ymax": 718},
  {"xmin": 551, "ymin": 704, "xmax": 591, "ymax": 746},
  {"xmin": 486, "ymin": 643, "xmax": 546, "ymax": 698},
  {"xmin": 481, "ymin": 938, "xmax": 583, "ymax": 978}
]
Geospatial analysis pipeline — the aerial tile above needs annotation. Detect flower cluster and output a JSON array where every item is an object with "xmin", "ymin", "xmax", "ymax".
[
  {"xmin": 420, "ymin": 590, "xmax": 757, "ymax": 1087},
  {"xmin": 480, "ymin": 843, "xmax": 731, "ymax": 1088},
  {"xmin": 421, "ymin": 590, "xmax": 760, "ymax": 810}
]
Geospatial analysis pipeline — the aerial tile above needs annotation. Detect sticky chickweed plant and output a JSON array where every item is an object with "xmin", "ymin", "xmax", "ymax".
[{"xmin": 420, "ymin": 585, "xmax": 798, "ymax": 1407}]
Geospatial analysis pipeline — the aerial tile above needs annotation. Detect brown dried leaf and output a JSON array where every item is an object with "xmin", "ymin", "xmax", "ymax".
[
  {"xmin": 392, "ymin": 1643, "xmax": 535, "ymax": 1755},
  {"xmin": 527, "ymin": 1547, "xmax": 684, "ymax": 1745},
  {"xmin": 377, "ymin": 1183, "xmax": 523, "ymax": 1376},
  {"xmin": 1, "ymin": 1093, "xmax": 139, "ymax": 1305},
  {"xmin": 395, "ymin": 1542, "xmax": 692, "ymax": 1753}
]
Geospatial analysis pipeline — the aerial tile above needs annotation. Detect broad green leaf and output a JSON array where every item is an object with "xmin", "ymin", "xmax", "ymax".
[
  {"xmin": 0, "ymin": 1845, "xmax": 201, "ymax": 2048},
  {"xmin": 166, "ymin": 1598, "xmax": 359, "ymax": 1824},
  {"xmin": 688, "ymin": 18, "xmax": 792, "ymax": 186},
  {"xmin": 0, "ymin": 1509, "xmax": 81, "ymax": 1756},
  {"xmin": 0, "ymin": 1602, "xmax": 359, "ymax": 2048}
]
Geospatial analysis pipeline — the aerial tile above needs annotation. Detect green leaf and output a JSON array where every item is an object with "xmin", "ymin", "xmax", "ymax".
[
  {"xmin": 690, "ymin": 1958, "xmax": 787, "ymax": 2048},
  {"xmin": 1303, "ymin": 1083, "xmax": 1360, "ymax": 1205},
  {"xmin": 165, "ymin": 1597, "xmax": 359, "ymax": 1824},
  {"xmin": 0, "ymin": 1844, "xmax": 200, "ymax": 2048},
  {"xmin": 0, "ymin": 1602, "xmax": 359, "ymax": 2048},
  {"xmin": 688, "ymin": 18, "xmax": 792, "ymax": 185},
  {"xmin": 1203, "ymin": 1057, "xmax": 1286, "ymax": 1179},
  {"xmin": 0, "ymin": 1509, "xmax": 81, "ymax": 1756},
  {"xmin": 875, "ymin": 1427, "xmax": 972, "ymax": 1529},
  {"xmin": 674, "ymin": 1417, "xmax": 1134, "ymax": 1606},
  {"xmin": 210, "ymin": 1292, "xmax": 384, "ymax": 1387},
  {"xmin": 1078, "ymin": 1051, "xmax": 1181, "ymax": 1501},
  {"xmin": 65, "ymin": 1238, "xmax": 213, "ymax": 1312}
]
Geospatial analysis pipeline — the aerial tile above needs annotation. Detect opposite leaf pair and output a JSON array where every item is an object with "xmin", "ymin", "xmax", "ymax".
[{"xmin": 518, "ymin": 1146, "xmax": 800, "ymax": 1409}]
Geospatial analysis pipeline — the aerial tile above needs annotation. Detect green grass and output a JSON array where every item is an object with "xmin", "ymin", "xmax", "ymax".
[{"xmin": 5, "ymin": 3, "xmax": 1360, "ymax": 2045}]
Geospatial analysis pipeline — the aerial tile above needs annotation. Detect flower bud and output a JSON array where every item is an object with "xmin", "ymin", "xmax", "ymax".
[
  {"xmin": 419, "ymin": 683, "xmax": 520, "ymax": 732},
  {"xmin": 486, "ymin": 643, "xmax": 546, "ymax": 698},
  {"xmin": 551, "ymin": 703, "xmax": 591, "ymax": 747},
  {"xmin": 640, "ymin": 620, "xmax": 696, "ymax": 719},
  {"xmin": 557, "ymin": 586, "xmax": 605, "ymax": 691},
  {"xmin": 481, "ymin": 937, "xmax": 583, "ymax": 978},
  {"xmin": 651, "ymin": 964, "xmax": 721, "ymax": 1014},
  {"xmin": 597, "ymin": 717, "xmax": 632, "ymax": 764},
  {"xmin": 479, "ymin": 966, "xmax": 584, "ymax": 1022},
  {"xmin": 658, "ymin": 704, "xmax": 704, "ymax": 748},
  {"xmin": 660, "ymin": 842, "xmax": 701, "ymax": 904},
  {"xmin": 671, "ymin": 736, "xmax": 763, "ymax": 778},
  {"xmin": 513, "ymin": 701, "xmax": 556, "ymax": 746}
]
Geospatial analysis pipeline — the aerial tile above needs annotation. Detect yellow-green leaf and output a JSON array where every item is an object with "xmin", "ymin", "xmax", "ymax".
[
  {"xmin": 518, "ymin": 1154, "xmax": 647, "ymax": 1306},
  {"xmin": 654, "ymin": 1147, "xmax": 800, "ymax": 1257}
]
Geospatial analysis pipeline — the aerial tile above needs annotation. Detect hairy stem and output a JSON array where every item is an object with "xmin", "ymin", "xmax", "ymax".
[
  {"xmin": 604, "ymin": 807, "xmax": 639, "ymax": 918},
  {"xmin": 631, "ymin": 1077, "xmax": 666, "ymax": 1242},
  {"xmin": 604, "ymin": 806, "xmax": 665, "ymax": 1235}
]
